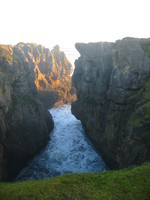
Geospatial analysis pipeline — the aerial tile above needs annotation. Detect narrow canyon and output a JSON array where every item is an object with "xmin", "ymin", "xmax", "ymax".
[{"xmin": 0, "ymin": 37, "xmax": 150, "ymax": 181}]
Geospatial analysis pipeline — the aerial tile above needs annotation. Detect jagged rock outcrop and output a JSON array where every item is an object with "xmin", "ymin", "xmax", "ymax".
[
  {"xmin": 0, "ymin": 44, "xmax": 54, "ymax": 181},
  {"xmin": 72, "ymin": 38, "xmax": 150, "ymax": 169},
  {"xmin": 16, "ymin": 43, "xmax": 76, "ymax": 108},
  {"xmin": 0, "ymin": 42, "xmax": 76, "ymax": 181}
]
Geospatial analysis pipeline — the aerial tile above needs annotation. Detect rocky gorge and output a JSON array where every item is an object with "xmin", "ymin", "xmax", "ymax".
[
  {"xmin": 1, "ymin": 37, "xmax": 150, "ymax": 181},
  {"xmin": 0, "ymin": 43, "xmax": 74, "ymax": 181},
  {"xmin": 72, "ymin": 37, "xmax": 150, "ymax": 169}
]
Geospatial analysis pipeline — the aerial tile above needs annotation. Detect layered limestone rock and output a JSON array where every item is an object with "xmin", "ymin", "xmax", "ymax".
[
  {"xmin": 16, "ymin": 43, "xmax": 76, "ymax": 108},
  {"xmin": 0, "ymin": 44, "xmax": 54, "ymax": 181},
  {"xmin": 72, "ymin": 38, "xmax": 150, "ymax": 169},
  {"xmin": 0, "ymin": 42, "xmax": 76, "ymax": 181}
]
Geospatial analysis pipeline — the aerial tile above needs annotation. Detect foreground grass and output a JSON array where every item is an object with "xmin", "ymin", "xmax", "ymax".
[{"xmin": 0, "ymin": 163, "xmax": 150, "ymax": 200}]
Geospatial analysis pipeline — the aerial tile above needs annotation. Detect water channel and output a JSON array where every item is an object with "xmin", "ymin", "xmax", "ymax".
[{"xmin": 16, "ymin": 105, "xmax": 106, "ymax": 180}]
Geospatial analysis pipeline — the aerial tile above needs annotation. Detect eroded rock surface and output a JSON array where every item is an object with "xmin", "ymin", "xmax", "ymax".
[
  {"xmin": 72, "ymin": 38, "xmax": 150, "ymax": 169},
  {"xmin": 15, "ymin": 43, "xmax": 76, "ymax": 108},
  {"xmin": 0, "ymin": 44, "xmax": 54, "ymax": 181}
]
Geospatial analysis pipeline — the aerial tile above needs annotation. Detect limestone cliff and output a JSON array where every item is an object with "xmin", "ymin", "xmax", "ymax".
[
  {"xmin": 16, "ymin": 43, "xmax": 76, "ymax": 108},
  {"xmin": 72, "ymin": 38, "xmax": 150, "ymax": 169},
  {"xmin": 0, "ymin": 44, "xmax": 54, "ymax": 181}
]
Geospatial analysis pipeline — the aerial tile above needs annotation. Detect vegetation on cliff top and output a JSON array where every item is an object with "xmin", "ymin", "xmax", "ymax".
[{"xmin": 0, "ymin": 163, "xmax": 149, "ymax": 200}]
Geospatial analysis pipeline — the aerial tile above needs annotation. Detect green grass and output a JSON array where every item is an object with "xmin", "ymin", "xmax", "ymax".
[
  {"xmin": 128, "ymin": 79, "xmax": 150, "ymax": 148},
  {"xmin": 128, "ymin": 113, "xmax": 141, "ymax": 126},
  {"xmin": 128, "ymin": 78, "xmax": 150, "ymax": 126},
  {"xmin": 141, "ymin": 39, "xmax": 150, "ymax": 56},
  {"xmin": 143, "ymin": 79, "xmax": 150, "ymax": 101},
  {"xmin": 141, "ymin": 44, "xmax": 150, "ymax": 57},
  {"xmin": 0, "ymin": 163, "xmax": 150, "ymax": 200}
]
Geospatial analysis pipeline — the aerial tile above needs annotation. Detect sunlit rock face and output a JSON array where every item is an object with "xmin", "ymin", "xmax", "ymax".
[
  {"xmin": 0, "ymin": 42, "xmax": 77, "ymax": 181},
  {"xmin": 0, "ymin": 44, "xmax": 54, "ymax": 181},
  {"xmin": 72, "ymin": 38, "xmax": 150, "ymax": 169},
  {"xmin": 15, "ymin": 43, "xmax": 76, "ymax": 108}
]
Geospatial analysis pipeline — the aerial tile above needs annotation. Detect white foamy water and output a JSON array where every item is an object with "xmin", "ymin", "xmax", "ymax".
[{"xmin": 16, "ymin": 105, "xmax": 106, "ymax": 180}]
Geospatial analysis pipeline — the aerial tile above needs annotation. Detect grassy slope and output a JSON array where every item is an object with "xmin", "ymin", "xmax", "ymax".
[{"xmin": 0, "ymin": 163, "xmax": 150, "ymax": 200}]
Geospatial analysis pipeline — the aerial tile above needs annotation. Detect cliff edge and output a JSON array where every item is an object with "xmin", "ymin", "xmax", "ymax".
[
  {"xmin": 72, "ymin": 38, "xmax": 150, "ymax": 169},
  {"xmin": 0, "ymin": 44, "xmax": 54, "ymax": 181}
]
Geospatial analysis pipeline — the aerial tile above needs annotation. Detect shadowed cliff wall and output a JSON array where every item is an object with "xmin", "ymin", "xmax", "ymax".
[{"xmin": 72, "ymin": 38, "xmax": 150, "ymax": 169}]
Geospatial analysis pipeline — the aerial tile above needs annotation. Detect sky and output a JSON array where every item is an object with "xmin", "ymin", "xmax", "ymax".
[{"xmin": 0, "ymin": 0, "xmax": 150, "ymax": 62}]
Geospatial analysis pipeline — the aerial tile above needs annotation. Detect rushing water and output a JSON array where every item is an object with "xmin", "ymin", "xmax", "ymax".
[{"xmin": 16, "ymin": 105, "xmax": 106, "ymax": 181}]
